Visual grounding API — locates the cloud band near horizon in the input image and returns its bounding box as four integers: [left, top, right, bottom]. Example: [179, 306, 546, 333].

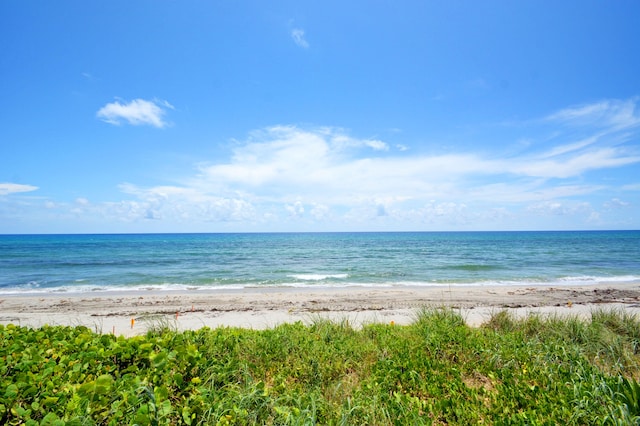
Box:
[3, 98, 639, 231]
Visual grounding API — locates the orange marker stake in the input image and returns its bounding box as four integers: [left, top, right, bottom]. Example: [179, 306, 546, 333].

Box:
[131, 318, 135, 329]
[176, 311, 180, 319]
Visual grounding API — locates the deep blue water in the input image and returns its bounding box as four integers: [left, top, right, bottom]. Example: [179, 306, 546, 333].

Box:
[0, 231, 638, 294]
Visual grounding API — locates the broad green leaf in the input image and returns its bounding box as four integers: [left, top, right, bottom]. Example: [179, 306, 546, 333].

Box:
[4, 384, 18, 399]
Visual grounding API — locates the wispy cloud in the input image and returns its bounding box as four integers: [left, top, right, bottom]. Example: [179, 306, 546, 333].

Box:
[604, 198, 630, 209]
[622, 183, 640, 191]
[97, 98, 174, 128]
[0, 183, 38, 196]
[514, 97, 640, 178]
[546, 97, 640, 130]
[291, 28, 309, 48]
[513, 147, 640, 179]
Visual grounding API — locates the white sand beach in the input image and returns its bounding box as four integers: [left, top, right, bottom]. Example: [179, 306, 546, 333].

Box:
[2, 282, 640, 337]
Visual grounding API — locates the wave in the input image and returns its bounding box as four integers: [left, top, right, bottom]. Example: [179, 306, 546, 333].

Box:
[556, 275, 640, 284]
[439, 264, 504, 271]
[1, 274, 639, 295]
[287, 273, 349, 281]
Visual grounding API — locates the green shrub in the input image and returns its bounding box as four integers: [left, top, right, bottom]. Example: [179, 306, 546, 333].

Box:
[1, 309, 639, 424]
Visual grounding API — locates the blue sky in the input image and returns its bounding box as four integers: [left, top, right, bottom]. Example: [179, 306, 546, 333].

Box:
[1, 1, 639, 233]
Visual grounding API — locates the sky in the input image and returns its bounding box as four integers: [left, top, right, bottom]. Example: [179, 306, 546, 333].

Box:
[1, 1, 639, 233]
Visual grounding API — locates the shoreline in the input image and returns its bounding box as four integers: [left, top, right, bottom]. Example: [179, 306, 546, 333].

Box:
[2, 282, 640, 337]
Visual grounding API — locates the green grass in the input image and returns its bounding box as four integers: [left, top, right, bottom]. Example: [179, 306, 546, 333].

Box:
[1, 308, 640, 425]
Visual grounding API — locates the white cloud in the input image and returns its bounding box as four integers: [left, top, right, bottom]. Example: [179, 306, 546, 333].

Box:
[526, 201, 593, 217]
[286, 200, 305, 218]
[604, 198, 630, 209]
[546, 98, 640, 130]
[187, 120, 640, 212]
[97, 98, 173, 128]
[507, 98, 640, 178]
[291, 28, 309, 48]
[511, 147, 640, 179]
[379, 201, 472, 227]
[199, 127, 487, 197]
[536, 135, 599, 159]
[329, 133, 389, 151]
[547, 101, 612, 123]
[15, 98, 638, 231]
[114, 183, 257, 224]
[622, 183, 640, 191]
[310, 203, 331, 221]
[0, 183, 38, 195]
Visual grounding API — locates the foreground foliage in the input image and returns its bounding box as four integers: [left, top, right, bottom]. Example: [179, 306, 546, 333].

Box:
[1, 308, 640, 425]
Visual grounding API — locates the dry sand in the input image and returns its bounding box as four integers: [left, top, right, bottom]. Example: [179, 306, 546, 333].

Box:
[2, 282, 640, 337]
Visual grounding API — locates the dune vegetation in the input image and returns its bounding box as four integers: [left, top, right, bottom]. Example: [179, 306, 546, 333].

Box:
[1, 308, 640, 425]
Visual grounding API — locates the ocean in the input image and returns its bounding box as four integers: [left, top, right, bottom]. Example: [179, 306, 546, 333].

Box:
[0, 231, 638, 294]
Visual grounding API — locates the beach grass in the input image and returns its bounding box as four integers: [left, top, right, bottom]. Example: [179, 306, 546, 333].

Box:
[1, 308, 640, 425]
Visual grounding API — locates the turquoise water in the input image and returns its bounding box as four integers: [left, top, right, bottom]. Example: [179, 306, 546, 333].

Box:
[0, 231, 638, 294]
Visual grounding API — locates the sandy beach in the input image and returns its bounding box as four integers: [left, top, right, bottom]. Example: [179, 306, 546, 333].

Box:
[1, 282, 640, 337]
